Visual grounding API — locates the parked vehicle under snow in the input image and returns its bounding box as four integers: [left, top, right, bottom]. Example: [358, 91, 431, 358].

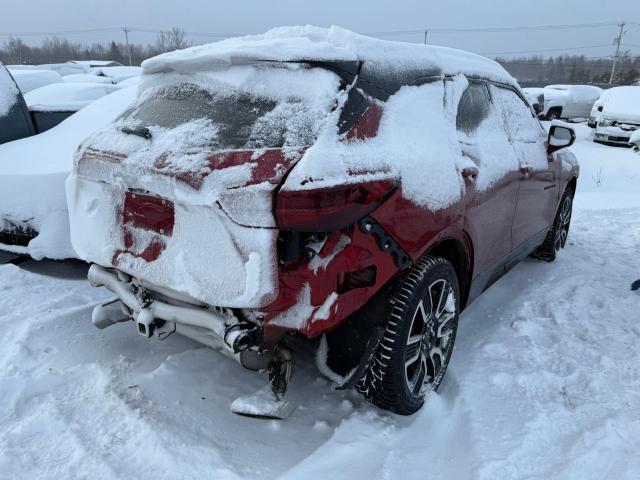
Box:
[66, 26, 579, 417]
[0, 87, 137, 258]
[592, 86, 640, 147]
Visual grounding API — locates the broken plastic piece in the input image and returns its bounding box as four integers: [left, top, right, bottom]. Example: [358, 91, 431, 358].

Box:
[230, 385, 296, 419]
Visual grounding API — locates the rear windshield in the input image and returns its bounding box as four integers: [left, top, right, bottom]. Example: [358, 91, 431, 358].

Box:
[124, 80, 335, 150]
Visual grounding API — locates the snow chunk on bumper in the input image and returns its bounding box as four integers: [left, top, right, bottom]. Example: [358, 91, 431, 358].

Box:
[66, 175, 278, 308]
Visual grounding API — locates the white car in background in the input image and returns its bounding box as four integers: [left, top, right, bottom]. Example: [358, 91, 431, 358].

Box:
[0, 87, 136, 258]
[7, 68, 63, 93]
[25, 82, 120, 112]
[593, 86, 640, 147]
[540, 84, 602, 120]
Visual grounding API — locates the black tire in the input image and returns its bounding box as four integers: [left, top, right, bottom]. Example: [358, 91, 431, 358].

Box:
[356, 256, 460, 415]
[532, 187, 574, 262]
[545, 108, 561, 121]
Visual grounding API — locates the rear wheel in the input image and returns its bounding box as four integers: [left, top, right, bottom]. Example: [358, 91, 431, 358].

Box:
[356, 256, 460, 415]
[532, 187, 574, 262]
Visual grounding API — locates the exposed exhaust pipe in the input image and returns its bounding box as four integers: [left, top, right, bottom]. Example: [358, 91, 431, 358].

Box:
[92, 298, 129, 329]
[87, 264, 261, 353]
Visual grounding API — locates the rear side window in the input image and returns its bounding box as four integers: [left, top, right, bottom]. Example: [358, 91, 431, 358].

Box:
[456, 81, 491, 134]
[490, 86, 543, 142]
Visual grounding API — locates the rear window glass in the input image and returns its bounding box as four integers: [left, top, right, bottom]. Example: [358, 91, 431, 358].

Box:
[124, 82, 332, 150]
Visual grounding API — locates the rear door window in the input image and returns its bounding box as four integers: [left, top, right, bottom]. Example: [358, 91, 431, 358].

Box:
[455, 79, 520, 190]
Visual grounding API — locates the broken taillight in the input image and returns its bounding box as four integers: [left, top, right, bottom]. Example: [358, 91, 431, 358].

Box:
[275, 180, 396, 232]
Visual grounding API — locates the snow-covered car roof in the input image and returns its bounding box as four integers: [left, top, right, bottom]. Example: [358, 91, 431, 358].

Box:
[9, 63, 91, 76]
[7, 69, 63, 93]
[24, 82, 120, 112]
[141, 26, 516, 86]
[0, 87, 137, 259]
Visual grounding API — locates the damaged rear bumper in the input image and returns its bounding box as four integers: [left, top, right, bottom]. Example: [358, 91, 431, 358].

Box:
[88, 264, 261, 353]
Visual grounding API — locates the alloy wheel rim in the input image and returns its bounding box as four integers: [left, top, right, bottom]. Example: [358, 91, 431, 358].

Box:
[404, 279, 457, 396]
[554, 196, 572, 251]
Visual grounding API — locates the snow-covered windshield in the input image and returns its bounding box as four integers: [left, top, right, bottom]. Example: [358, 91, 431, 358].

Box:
[123, 65, 341, 150]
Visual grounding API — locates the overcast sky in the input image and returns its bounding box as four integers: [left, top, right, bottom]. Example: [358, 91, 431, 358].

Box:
[1, 0, 639, 59]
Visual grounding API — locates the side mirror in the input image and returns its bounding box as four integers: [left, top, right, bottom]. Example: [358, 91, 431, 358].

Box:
[548, 125, 575, 154]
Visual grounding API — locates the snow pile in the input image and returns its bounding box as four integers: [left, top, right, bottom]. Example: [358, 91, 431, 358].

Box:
[551, 122, 640, 209]
[0, 64, 19, 116]
[25, 82, 120, 112]
[63, 73, 114, 84]
[0, 87, 137, 259]
[143, 25, 514, 85]
[7, 68, 63, 93]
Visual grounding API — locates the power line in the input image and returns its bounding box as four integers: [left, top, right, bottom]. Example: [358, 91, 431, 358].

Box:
[0, 27, 122, 37]
[366, 21, 627, 36]
[1, 20, 637, 39]
[481, 44, 615, 56]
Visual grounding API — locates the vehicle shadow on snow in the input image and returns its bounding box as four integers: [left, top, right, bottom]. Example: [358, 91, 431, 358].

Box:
[11, 256, 90, 280]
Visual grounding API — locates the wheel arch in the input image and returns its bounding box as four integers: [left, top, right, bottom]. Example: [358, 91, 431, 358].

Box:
[422, 236, 473, 310]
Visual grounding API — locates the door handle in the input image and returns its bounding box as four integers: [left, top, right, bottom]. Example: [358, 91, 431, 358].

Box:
[519, 166, 531, 175]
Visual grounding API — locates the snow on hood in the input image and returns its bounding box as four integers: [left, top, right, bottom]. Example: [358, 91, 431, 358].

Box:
[0, 87, 137, 259]
[142, 25, 515, 86]
[24, 82, 120, 112]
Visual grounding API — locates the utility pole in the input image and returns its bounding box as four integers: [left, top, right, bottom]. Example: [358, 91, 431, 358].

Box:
[609, 22, 625, 85]
[123, 26, 133, 66]
[424, 30, 428, 45]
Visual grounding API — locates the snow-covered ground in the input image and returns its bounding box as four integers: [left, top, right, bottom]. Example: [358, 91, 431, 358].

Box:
[1, 126, 639, 479]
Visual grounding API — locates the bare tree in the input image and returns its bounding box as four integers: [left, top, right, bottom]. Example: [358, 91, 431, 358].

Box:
[154, 28, 190, 54]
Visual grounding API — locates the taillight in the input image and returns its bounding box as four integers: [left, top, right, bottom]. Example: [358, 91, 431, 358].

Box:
[276, 180, 396, 232]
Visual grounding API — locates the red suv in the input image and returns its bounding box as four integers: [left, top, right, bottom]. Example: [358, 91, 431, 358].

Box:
[66, 27, 579, 416]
